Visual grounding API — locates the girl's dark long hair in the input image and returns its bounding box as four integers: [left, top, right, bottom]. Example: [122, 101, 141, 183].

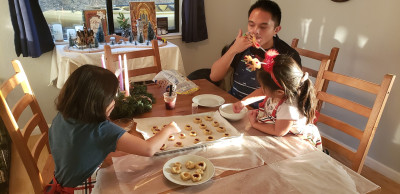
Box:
[257, 55, 316, 124]
[56, 65, 119, 123]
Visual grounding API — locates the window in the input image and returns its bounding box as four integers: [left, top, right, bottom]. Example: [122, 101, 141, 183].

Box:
[39, 0, 179, 39]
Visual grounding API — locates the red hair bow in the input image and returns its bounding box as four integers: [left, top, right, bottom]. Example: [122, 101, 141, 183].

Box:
[262, 49, 282, 89]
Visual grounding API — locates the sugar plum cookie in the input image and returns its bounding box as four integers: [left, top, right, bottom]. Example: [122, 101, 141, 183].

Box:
[216, 126, 226, 133]
[204, 116, 213, 121]
[185, 161, 195, 169]
[193, 117, 202, 123]
[199, 124, 207, 129]
[191, 173, 202, 182]
[180, 172, 191, 181]
[206, 136, 214, 141]
[223, 133, 230, 137]
[174, 162, 182, 168]
[195, 168, 204, 175]
[168, 135, 175, 141]
[195, 161, 207, 170]
[160, 144, 167, 150]
[193, 138, 201, 144]
[171, 166, 181, 174]
[184, 125, 192, 131]
[179, 133, 186, 139]
[203, 129, 212, 135]
[189, 131, 197, 137]
[212, 121, 219, 127]
[175, 142, 183, 147]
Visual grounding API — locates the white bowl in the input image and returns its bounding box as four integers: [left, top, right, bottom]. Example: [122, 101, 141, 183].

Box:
[219, 103, 248, 121]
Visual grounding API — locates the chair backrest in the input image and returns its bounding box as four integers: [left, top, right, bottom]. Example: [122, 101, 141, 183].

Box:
[105, 34, 128, 43]
[314, 61, 395, 173]
[103, 39, 162, 78]
[291, 38, 340, 111]
[0, 60, 54, 193]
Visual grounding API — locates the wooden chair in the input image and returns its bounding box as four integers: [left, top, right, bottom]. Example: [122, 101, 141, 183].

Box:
[314, 60, 395, 173]
[0, 60, 54, 193]
[105, 34, 128, 43]
[103, 39, 162, 79]
[291, 38, 340, 111]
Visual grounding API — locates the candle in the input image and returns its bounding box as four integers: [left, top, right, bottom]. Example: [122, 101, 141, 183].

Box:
[101, 54, 106, 69]
[118, 55, 124, 91]
[123, 54, 130, 97]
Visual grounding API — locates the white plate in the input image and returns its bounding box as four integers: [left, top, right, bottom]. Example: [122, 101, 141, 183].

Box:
[192, 94, 225, 107]
[163, 155, 215, 186]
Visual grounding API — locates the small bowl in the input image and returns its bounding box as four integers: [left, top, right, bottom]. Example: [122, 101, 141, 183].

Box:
[219, 103, 248, 121]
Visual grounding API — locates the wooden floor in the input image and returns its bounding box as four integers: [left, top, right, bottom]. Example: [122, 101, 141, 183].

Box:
[9, 135, 400, 194]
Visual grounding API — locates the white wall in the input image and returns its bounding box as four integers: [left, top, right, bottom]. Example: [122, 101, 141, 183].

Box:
[1, 0, 399, 180]
[273, 0, 400, 179]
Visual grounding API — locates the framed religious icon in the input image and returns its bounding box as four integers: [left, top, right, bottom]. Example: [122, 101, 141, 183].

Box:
[129, 2, 157, 40]
[83, 9, 108, 36]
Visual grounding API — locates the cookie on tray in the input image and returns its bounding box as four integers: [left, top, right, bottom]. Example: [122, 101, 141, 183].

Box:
[204, 116, 213, 121]
[216, 126, 226, 133]
[199, 123, 207, 129]
[193, 117, 202, 123]
[212, 121, 219, 127]
[184, 124, 192, 131]
[175, 142, 183, 147]
[190, 131, 197, 137]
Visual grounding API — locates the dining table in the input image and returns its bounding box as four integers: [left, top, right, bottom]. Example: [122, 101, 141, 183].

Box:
[92, 79, 380, 194]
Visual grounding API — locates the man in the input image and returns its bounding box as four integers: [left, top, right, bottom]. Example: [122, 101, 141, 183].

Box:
[210, 0, 301, 106]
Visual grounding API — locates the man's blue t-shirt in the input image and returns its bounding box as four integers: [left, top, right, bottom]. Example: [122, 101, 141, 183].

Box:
[49, 113, 126, 187]
[229, 35, 302, 102]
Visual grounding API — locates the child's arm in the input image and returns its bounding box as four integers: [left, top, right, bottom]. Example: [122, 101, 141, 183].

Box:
[233, 89, 265, 113]
[248, 110, 293, 136]
[115, 122, 180, 157]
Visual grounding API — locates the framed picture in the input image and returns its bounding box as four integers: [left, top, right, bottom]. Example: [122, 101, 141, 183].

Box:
[83, 9, 108, 35]
[130, 2, 157, 40]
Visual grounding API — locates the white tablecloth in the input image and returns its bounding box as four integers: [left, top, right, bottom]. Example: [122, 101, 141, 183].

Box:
[50, 42, 185, 89]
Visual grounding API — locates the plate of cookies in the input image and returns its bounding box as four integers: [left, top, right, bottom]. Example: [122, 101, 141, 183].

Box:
[163, 154, 215, 186]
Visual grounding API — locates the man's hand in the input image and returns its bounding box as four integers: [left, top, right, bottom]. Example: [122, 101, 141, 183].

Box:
[229, 29, 253, 55]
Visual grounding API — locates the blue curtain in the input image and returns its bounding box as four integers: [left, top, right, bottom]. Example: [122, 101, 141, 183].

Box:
[8, 0, 54, 58]
[182, 0, 208, 43]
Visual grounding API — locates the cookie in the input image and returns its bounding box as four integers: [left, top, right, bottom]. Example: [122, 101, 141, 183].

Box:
[195, 161, 207, 170]
[175, 142, 183, 147]
[184, 125, 192, 131]
[189, 131, 197, 137]
[206, 136, 214, 141]
[212, 121, 219, 127]
[171, 166, 181, 174]
[160, 144, 167, 150]
[180, 172, 191, 181]
[191, 173, 202, 182]
[194, 138, 201, 144]
[179, 133, 186, 139]
[193, 117, 202, 123]
[199, 123, 207, 129]
[203, 129, 212, 135]
[195, 168, 204, 175]
[216, 126, 226, 133]
[168, 135, 175, 141]
[204, 116, 213, 121]
[185, 161, 195, 169]
[223, 133, 230, 137]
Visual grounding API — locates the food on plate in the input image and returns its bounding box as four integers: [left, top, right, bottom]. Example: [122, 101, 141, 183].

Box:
[199, 123, 207, 129]
[206, 136, 214, 141]
[185, 161, 195, 169]
[160, 143, 167, 150]
[195, 168, 204, 175]
[193, 117, 202, 123]
[168, 135, 175, 141]
[175, 142, 183, 147]
[191, 173, 202, 182]
[212, 121, 219, 127]
[194, 138, 201, 144]
[204, 116, 213, 121]
[216, 126, 226, 133]
[174, 162, 182, 168]
[223, 133, 230, 137]
[171, 166, 181, 174]
[184, 125, 192, 131]
[190, 131, 197, 137]
[179, 133, 186, 139]
[195, 161, 207, 170]
[203, 129, 212, 135]
[180, 172, 192, 181]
